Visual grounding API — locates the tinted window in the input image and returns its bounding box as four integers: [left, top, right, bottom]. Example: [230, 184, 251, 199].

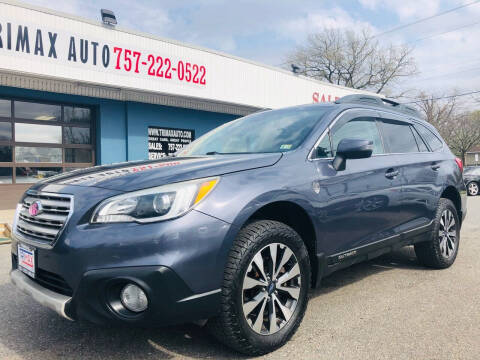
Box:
[0, 122, 12, 141]
[14, 101, 61, 121]
[0, 99, 11, 118]
[65, 149, 92, 163]
[0, 167, 12, 184]
[15, 123, 62, 143]
[411, 126, 428, 152]
[331, 117, 384, 155]
[381, 120, 419, 153]
[314, 132, 333, 158]
[180, 106, 331, 155]
[0, 146, 12, 162]
[415, 124, 443, 151]
[64, 106, 91, 124]
[64, 127, 91, 144]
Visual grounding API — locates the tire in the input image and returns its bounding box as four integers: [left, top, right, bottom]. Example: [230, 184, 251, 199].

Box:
[467, 181, 479, 196]
[208, 220, 311, 355]
[414, 198, 460, 269]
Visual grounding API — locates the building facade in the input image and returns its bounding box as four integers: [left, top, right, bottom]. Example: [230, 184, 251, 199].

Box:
[0, 0, 369, 208]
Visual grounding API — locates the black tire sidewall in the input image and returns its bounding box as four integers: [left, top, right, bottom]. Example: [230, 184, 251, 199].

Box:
[229, 221, 310, 352]
[430, 199, 460, 267]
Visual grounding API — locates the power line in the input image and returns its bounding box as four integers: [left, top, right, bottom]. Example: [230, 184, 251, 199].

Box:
[407, 19, 480, 44]
[404, 90, 480, 104]
[413, 64, 480, 82]
[372, 0, 480, 38]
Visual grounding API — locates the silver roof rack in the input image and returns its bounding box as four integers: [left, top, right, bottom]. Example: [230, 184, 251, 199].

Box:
[335, 95, 422, 119]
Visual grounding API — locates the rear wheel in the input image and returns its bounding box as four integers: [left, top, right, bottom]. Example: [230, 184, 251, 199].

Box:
[415, 198, 460, 268]
[467, 182, 479, 196]
[208, 220, 310, 355]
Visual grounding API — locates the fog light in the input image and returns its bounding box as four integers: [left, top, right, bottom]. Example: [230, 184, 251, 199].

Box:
[120, 284, 148, 312]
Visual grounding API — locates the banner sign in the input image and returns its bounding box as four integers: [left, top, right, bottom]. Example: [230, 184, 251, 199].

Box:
[0, 2, 365, 110]
[148, 126, 195, 159]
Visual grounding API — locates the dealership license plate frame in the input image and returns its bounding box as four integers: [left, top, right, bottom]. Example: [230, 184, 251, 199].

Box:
[18, 243, 36, 278]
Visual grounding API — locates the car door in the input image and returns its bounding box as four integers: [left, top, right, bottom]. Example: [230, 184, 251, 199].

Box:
[377, 114, 442, 232]
[311, 109, 403, 259]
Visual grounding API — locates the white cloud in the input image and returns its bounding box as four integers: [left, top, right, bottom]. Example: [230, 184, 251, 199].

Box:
[359, 0, 441, 19]
[282, 7, 376, 42]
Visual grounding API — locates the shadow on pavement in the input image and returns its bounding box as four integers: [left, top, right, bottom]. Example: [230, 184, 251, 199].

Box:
[0, 246, 424, 360]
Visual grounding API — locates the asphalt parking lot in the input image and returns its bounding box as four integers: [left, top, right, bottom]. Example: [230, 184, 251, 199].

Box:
[0, 198, 479, 360]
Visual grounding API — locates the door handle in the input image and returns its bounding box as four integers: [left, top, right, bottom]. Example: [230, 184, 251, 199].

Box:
[431, 164, 440, 171]
[385, 169, 399, 179]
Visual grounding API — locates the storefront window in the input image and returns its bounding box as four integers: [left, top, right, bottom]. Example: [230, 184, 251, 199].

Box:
[15, 167, 62, 183]
[0, 99, 94, 184]
[0, 168, 12, 184]
[64, 106, 91, 124]
[0, 122, 12, 141]
[15, 123, 62, 143]
[64, 127, 91, 144]
[15, 147, 62, 163]
[14, 101, 61, 121]
[0, 146, 12, 162]
[0, 99, 11, 118]
[65, 148, 92, 163]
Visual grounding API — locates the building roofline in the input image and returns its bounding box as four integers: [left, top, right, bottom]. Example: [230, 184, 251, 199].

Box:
[0, 0, 370, 94]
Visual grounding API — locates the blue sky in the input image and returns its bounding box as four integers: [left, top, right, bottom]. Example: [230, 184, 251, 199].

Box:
[19, 0, 480, 100]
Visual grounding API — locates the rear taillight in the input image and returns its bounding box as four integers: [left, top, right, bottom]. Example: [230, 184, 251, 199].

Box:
[455, 158, 463, 173]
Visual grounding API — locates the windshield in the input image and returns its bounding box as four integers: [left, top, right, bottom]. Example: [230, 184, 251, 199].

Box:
[178, 106, 332, 156]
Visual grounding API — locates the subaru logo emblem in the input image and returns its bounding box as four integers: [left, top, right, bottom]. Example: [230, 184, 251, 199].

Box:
[28, 201, 43, 217]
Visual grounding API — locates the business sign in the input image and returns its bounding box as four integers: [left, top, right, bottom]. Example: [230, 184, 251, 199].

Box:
[148, 126, 195, 159]
[0, 2, 365, 109]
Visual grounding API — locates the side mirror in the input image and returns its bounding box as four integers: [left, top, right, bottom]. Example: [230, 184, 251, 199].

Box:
[332, 138, 373, 171]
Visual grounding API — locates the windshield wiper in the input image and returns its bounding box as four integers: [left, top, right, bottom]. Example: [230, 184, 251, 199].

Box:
[205, 151, 223, 155]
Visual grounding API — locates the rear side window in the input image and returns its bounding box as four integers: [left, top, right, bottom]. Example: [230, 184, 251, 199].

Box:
[380, 120, 419, 153]
[415, 124, 443, 152]
[331, 117, 384, 156]
[411, 126, 429, 152]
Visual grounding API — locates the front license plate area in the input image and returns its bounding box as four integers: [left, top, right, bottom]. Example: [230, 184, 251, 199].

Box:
[18, 243, 36, 278]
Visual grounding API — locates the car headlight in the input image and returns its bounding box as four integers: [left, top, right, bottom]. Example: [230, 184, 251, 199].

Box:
[91, 177, 219, 223]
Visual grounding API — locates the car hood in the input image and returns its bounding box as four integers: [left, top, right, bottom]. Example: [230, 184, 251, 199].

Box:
[32, 153, 282, 192]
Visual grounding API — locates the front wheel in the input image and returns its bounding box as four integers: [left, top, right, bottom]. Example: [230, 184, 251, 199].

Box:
[208, 220, 310, 355]
[467, 182, 479, 196]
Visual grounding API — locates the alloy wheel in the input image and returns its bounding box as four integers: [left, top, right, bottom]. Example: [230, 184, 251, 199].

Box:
[242, 243, 301, 335]
[438, 209, 457, 259]
[468, 182, 479, 196]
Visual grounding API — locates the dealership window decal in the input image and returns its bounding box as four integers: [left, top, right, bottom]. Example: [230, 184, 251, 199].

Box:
[148, 126, 194, 159]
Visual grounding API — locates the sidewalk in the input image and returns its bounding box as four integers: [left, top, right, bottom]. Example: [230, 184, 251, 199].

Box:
[0, 209, 15, 226]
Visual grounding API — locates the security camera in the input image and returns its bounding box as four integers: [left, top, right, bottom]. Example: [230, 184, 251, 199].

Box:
[101, 9, 117, 26]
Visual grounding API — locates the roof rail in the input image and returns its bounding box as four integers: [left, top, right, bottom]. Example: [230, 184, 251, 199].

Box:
[335, 94, 422, 119]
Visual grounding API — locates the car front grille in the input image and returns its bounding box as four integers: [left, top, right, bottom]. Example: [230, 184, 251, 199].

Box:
[15, 192, 73, 245]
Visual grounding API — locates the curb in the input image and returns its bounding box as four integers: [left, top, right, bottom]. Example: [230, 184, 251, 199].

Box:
[0, 223, 12, 245]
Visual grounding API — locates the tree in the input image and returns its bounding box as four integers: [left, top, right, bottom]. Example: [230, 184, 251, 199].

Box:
[416, 93, 480, 165]
[286, 28, 417, 93]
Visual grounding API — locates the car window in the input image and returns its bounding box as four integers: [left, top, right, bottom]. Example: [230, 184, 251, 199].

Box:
[331, 117, 384, 156]
[411, 126, 429, 152]
[381, 120, 419, 153]
[314, 132, 333, 158]
[415, 124, 443, 152]
[179, 106, 332, 155]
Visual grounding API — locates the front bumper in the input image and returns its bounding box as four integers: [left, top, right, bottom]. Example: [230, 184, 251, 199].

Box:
[10, 269, 73, 321]
[10, 206, 238, 326]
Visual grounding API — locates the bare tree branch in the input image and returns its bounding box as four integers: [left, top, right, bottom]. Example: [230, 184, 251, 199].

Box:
[286, 28, 417, 93]
[416, 93, 480, 164]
